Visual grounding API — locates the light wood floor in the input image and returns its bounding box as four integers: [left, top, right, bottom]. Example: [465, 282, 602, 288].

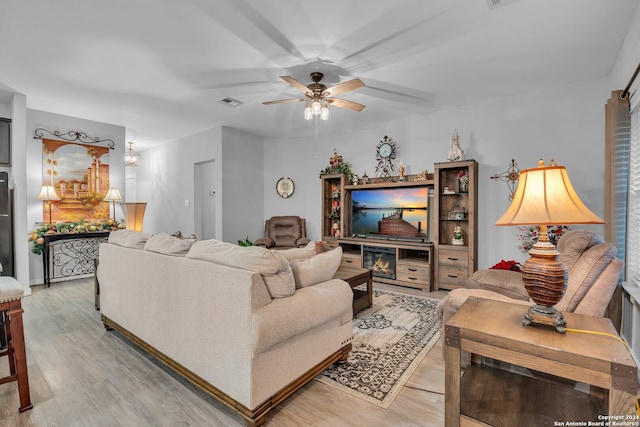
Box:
[0, 279, 448, 427]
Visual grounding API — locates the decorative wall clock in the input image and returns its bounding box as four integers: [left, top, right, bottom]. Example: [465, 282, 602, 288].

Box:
[276, 177, 295, 198]
[375, 135, 397, 180]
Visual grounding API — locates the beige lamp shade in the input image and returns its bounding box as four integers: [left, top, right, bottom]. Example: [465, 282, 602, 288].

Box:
[103, 188, 123, 202]
[495, 160, 604, 226]
[37, 185, 61, 201]
[122, 202, 147, 232]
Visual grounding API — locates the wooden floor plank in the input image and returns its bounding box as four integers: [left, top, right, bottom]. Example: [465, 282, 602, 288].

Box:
[0, 278, 446, 426]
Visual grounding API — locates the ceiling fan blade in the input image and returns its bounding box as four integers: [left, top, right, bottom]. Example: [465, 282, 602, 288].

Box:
[263, 98, 307, 105]
[360, 78, 434, 106]
[326, 98, 366, 112]
[280, 76, 311, 94]
[324, 78, 365, 97]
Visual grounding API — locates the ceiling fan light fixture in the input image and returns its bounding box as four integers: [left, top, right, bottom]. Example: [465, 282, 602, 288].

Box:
[264, 72, 366, 123]
[311, 100, 322, 116]
[320, 104, 329, 121]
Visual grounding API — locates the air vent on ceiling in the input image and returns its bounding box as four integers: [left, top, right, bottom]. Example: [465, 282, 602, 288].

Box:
[218, 97, 243, 107]
[486, 0, 518, 9]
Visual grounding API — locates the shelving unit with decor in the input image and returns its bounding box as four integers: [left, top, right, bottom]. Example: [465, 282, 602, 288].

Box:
[434, 160, 478, 290]
[321, 173, 350, 242]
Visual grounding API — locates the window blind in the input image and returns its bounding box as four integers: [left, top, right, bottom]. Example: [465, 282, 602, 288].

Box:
[628, 108, 640, 284]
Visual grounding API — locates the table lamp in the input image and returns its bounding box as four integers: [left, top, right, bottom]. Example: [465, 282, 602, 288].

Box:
[37, 185, 61, 230]
[103, 188, 122, 222]
[495, 160, 604, 333]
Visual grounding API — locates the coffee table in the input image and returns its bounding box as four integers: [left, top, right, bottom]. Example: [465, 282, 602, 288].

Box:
[333, 265, 372, 315]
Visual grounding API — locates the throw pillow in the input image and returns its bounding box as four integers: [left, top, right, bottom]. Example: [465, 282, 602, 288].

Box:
[186, 239, 296, 298]
[108, 229, 151, 249]
[261, 252, 296, 298]
[289, 247, 342, 288]
[277, 241, 317, 261]
[144, 233, 196, 256]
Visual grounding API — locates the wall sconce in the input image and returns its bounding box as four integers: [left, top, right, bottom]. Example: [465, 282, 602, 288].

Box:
[490, 159, 520, 200]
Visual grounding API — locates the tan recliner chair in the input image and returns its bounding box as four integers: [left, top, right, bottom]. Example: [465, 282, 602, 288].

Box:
[436, 229, 624, 339]
[254, 216, 311, 250]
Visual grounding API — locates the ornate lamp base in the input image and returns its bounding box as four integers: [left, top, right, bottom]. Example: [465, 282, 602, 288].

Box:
[522, 304, 567, 333]
[520, 226, 568, 334]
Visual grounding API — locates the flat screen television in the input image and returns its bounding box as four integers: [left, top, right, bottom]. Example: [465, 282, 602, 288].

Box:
[351, 187, 428, 239]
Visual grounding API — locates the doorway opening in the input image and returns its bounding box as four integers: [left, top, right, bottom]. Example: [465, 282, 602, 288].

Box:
[194, 160, 216, 240]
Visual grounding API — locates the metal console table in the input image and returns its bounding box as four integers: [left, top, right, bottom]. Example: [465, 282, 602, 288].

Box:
[42, 231, 110, 287]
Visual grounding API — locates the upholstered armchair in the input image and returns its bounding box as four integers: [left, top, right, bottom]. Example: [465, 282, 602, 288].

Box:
[254, 216, 311, 250]
[436, 229, 624, 340]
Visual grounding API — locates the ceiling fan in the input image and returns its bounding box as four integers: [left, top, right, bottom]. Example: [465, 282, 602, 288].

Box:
[263, 72, 366, 119]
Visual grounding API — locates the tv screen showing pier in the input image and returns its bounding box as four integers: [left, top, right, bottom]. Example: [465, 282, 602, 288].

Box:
[351, 187, 427, 238]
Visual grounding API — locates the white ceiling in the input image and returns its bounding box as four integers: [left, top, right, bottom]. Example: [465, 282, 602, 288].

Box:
[0, 0, 637, 147]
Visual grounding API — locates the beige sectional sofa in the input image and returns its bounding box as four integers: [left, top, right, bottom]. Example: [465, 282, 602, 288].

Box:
[97, 230, 353, 427]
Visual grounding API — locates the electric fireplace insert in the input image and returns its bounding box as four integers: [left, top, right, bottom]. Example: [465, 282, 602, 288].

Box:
[363, 246, 396, 280]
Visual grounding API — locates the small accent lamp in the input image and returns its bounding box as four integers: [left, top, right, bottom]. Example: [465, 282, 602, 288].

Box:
[103, 188, 122, 222]
[494, 159, 604, 333]
[37, 185, 60, 229]
[122, 202, 147, 232]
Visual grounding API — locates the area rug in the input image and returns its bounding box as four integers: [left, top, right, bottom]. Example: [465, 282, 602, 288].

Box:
[316, 288, 440, 408]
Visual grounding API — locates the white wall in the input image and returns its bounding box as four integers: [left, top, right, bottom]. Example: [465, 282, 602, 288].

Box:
[612, 5, 640, 95]
[11, 94, 29, 294]
[0, 103, 10, 118]
[264, 76, 610, 269]
[26, 109, 126, 284]
[136, 127, 222, 236]
[220, 127, 264, 243]
[135, 126, 264, 243]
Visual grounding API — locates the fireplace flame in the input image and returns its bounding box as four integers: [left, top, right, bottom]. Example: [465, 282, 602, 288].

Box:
[372, 256, 392, 275]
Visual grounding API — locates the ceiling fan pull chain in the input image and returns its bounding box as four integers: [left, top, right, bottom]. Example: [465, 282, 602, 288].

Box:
[315, 115, 319, 159]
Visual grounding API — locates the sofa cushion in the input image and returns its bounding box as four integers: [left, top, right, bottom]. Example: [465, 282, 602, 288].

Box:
[253, 278, 353, 353]
[277, 241, 317, 261]
[144, 233, 196, 257]
[557, 229, 604, 272]
[186, 239, 296, 298]
[289, 247, 342, 288]
[108, 229, 151, 249]
[557, 241, 617, 313]
[464, 269, 530, 301]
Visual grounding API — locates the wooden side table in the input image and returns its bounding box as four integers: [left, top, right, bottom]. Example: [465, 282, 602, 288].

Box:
[333, 265, 373, 315]
[445, 297, 639, 427]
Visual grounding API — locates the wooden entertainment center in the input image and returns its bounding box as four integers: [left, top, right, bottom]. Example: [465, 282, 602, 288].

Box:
[321, 172, 435, 291]
[321, 160, 478, 292]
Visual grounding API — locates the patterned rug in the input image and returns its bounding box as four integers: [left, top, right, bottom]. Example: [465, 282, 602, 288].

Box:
[316, 288, 440, 408]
